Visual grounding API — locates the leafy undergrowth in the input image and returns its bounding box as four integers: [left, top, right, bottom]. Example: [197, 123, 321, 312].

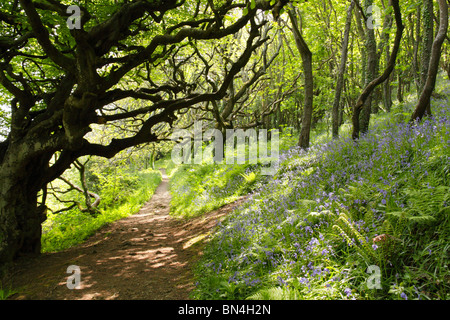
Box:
[192, 95, 450, 300]
[41, 169, 162, 253]
[168, 130, 297, 219]
[169, 163, 262, 219]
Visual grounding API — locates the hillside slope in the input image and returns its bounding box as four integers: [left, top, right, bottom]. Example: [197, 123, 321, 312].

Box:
[191, 86, 450, 300]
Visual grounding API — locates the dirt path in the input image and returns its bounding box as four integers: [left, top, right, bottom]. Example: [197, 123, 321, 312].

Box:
[6, 170, 246, 300]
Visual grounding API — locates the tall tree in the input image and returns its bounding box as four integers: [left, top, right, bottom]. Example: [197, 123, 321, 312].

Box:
[419, 0, 434, 116]
[381, 0, 394, 112]
[332, 0, 355, 138]
[411, 0, 448, 122]
[359, 0, 378, 135]
[352, 0, 403, 140]
[287, 4, 313, 149]
[0, 0, 288, 267]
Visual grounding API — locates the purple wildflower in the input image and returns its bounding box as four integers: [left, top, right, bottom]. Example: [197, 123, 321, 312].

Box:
[344, 288, 352, 297]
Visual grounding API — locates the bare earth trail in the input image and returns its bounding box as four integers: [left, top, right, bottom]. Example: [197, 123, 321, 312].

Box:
[7, 170, 246, 300]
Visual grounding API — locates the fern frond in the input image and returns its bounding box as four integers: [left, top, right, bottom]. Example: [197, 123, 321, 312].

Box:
[333, 212, 376, 262]
[240, 172, 256, 184]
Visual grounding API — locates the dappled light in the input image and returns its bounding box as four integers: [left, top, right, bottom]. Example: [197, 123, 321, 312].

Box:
[1, 0, 449, 303]
[6, 172, 247, 300]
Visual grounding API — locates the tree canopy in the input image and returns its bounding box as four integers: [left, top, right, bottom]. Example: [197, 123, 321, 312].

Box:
[0, 0, 288, 265]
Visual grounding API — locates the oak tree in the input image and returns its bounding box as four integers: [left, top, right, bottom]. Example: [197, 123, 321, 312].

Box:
[0, 0, 287, 266]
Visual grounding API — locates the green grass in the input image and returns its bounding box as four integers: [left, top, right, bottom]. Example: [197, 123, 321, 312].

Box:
[168, 129, 298, 219]
[0, 286, 18, 300]
[169, 163, 256, 219]
[41, 169, 162, 253]
[163, 154, 243, 219]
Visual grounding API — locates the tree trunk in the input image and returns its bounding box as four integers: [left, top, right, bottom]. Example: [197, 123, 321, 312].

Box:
[383, 74, 392, 112]
[412, 7, 422, 94]
[288, 6, 314, 149]
[352, 0, 403, 140]
[383, 36, 393, 111]
[0, 183, 42, 262]
[419, 0, 434, 116]
[360, 0, 377, 135]
[397, 71, 404, 103]
[372, 66, 381, 114]
[411, 0, 448, 122]
[0, 154, 49, 267]
[332, 0, 355, 138]
[381, 0, 394, 112]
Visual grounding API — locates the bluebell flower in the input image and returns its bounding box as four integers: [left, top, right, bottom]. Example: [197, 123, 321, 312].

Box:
[344, 288, 352, 297]
[414, 286, 421, 300]
[298, 277, 309, 285]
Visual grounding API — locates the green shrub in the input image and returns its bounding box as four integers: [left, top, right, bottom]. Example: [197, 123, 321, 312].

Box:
[42, 169, 161, 253]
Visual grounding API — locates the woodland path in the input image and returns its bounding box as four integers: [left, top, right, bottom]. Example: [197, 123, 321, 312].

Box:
[7, 170, 245, 300]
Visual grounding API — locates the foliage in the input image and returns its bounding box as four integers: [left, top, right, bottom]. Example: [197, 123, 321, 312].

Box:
[42, 168, 161, 253]
[0, 0, 291, 264]
[0, 286, 17, 300]
[0, 0, 448, 300]
[191, 84, 450, 300]
[168, 128, 298, 218]
[169, 163, 256, 219]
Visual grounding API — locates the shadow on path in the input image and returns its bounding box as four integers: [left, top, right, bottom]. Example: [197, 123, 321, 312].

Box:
[7, 170, 247, 300]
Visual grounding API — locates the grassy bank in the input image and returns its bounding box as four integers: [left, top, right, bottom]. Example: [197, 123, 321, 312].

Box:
[190, 88, 450, 300]
[167, 129, 298, 219]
